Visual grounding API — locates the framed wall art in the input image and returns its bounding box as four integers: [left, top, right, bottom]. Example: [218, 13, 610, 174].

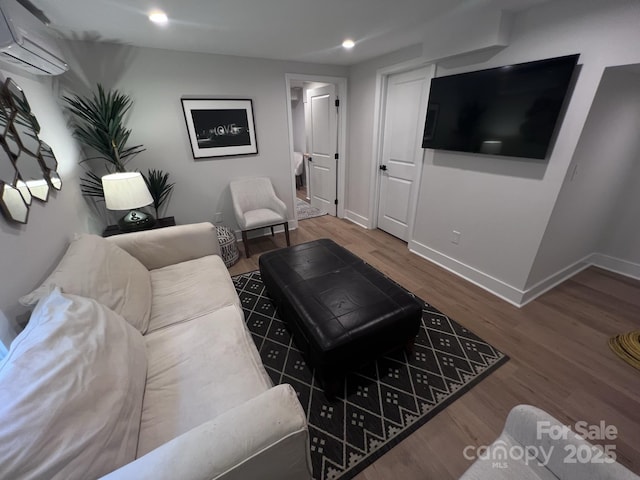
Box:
[181, 98, 258, 158]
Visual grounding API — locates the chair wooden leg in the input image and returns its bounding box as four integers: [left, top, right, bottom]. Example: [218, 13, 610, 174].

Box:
[284, 222, 290, 246]
[270, 226, 275, 236]
[241, 230, 250, 258]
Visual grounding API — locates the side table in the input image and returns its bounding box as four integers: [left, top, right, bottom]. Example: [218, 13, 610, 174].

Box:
[102, 216, 176, 237]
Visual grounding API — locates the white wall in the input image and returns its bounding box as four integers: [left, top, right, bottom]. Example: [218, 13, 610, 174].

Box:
[598, 68, 640, 269]
[601, 157, 640, 267]
[422, 9, 511, 65]
[344, 0, 640, 304]
[0, 66, 91, 351]
[63, 42, 347, 230]
[526, 67, 640, 290]
[407, 0, 640, 304]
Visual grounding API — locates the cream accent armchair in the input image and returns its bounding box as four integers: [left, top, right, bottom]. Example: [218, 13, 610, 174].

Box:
[230, 177, 290, 257]
[460, 405, 639, 480]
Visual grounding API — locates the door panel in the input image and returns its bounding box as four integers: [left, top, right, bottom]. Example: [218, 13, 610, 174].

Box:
[307, 85, 337, 216]
[377, 67, 431, 240]
[384, 176, 412, 224]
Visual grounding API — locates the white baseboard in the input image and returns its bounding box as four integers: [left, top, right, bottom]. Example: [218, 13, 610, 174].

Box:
[405, 242, 640, 309]
[519, 254, 593, 307]
[520, 253, 640, 306]
[590, 253, 640, 281]
[344, 210, 370, 229]
[408, 239, 525, 307]
[230, 219, 640, 307]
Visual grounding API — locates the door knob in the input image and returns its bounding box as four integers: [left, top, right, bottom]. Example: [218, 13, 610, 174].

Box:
[379, 165, 387, 171]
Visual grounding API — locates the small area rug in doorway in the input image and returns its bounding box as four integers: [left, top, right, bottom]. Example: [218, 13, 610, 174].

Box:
[233, 270, 508, 480]
[297, 198, 326, 221]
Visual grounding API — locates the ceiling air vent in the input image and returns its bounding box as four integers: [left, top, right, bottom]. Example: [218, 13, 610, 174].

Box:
[0, 0, 68, 75]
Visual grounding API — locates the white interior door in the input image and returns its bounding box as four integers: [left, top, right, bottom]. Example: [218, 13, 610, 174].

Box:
[377, 67, 431, 240]
[306, 85, 337, 216]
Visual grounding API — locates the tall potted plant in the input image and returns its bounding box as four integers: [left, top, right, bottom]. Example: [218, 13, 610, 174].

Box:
[143, 169, 175, 218]
[63, 84, 145, 197]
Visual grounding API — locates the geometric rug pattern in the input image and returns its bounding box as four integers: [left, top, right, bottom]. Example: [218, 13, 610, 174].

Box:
[233, 271, 508, 480]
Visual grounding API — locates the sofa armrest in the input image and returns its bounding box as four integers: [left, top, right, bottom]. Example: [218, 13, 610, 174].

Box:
[107, 223, 221, 270]
[99, 384, 312, 480]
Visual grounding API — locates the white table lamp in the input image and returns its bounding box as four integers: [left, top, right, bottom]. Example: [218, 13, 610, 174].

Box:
[102, 172, 155, 232]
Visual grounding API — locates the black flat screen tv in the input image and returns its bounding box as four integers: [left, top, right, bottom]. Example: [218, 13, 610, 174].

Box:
[422, 54, 579, 159]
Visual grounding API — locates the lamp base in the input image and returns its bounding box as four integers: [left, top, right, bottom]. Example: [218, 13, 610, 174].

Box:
[118, 210, 156, 232]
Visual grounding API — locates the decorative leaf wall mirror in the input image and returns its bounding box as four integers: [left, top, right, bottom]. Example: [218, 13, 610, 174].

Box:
[0, 77, 62, 224]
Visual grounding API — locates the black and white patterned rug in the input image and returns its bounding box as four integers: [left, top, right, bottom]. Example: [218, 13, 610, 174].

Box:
[233, 271, 508, 480]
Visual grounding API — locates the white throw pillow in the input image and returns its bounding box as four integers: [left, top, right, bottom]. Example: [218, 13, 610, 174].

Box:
[0, 288, 147, 480]
[19, 233, 152, 333]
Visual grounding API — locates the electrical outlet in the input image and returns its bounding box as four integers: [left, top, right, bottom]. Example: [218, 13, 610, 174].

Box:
[451, 230, 461, 245]
[215, 212, 223, 223]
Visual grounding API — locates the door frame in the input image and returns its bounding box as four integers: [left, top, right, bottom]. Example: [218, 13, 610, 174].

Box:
[369, 59, 436, 238]
[285, 73, 348, 221]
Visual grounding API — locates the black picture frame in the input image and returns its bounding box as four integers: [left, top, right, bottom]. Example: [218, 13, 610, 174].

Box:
[181, 98, 258, 158]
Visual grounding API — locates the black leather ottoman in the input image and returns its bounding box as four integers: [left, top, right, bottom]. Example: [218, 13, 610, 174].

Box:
[259, 238, 423, 396]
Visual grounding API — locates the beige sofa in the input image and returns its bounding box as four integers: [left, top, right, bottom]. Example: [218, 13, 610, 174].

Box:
[0, 223, 312, 480]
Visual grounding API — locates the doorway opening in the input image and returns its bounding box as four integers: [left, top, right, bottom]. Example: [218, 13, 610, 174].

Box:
[285, 74, 348, 224]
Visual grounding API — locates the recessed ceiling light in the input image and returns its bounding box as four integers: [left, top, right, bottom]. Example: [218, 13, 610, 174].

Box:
[149, 10, 168, 25]
[342, 39, 355, 49]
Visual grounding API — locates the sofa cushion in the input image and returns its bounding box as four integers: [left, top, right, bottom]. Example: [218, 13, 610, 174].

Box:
[243, 208, 285, 229]
[106, 222, 221, 270]
[20, 234, 153, 333]
[147, 254, 239, 333]
[0, 288, 147, 480]
[137, 304, 272, 456]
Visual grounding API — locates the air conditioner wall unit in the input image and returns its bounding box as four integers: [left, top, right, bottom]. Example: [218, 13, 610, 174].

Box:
[0, 0, 68, 75]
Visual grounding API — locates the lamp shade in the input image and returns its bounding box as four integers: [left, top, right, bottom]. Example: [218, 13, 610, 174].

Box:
[102, 172, 153, 211]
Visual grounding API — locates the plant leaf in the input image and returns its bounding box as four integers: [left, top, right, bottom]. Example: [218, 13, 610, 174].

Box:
[79, 171, 105, 198]
[63, 83, 143, 171]
[142, 169, 175, 216]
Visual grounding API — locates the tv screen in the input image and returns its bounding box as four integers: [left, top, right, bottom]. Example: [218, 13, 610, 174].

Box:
[422, 54, 579, 159]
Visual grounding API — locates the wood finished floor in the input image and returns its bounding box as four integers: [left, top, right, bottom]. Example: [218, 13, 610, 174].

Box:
[228, 215, 640, 479]
[296, 185, 308, 201]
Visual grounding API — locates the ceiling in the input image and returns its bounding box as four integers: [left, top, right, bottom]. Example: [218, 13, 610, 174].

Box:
[33, 0, 550, 66]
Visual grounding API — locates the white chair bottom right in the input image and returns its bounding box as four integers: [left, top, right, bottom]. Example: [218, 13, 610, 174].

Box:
[460, 405, 639, 480]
